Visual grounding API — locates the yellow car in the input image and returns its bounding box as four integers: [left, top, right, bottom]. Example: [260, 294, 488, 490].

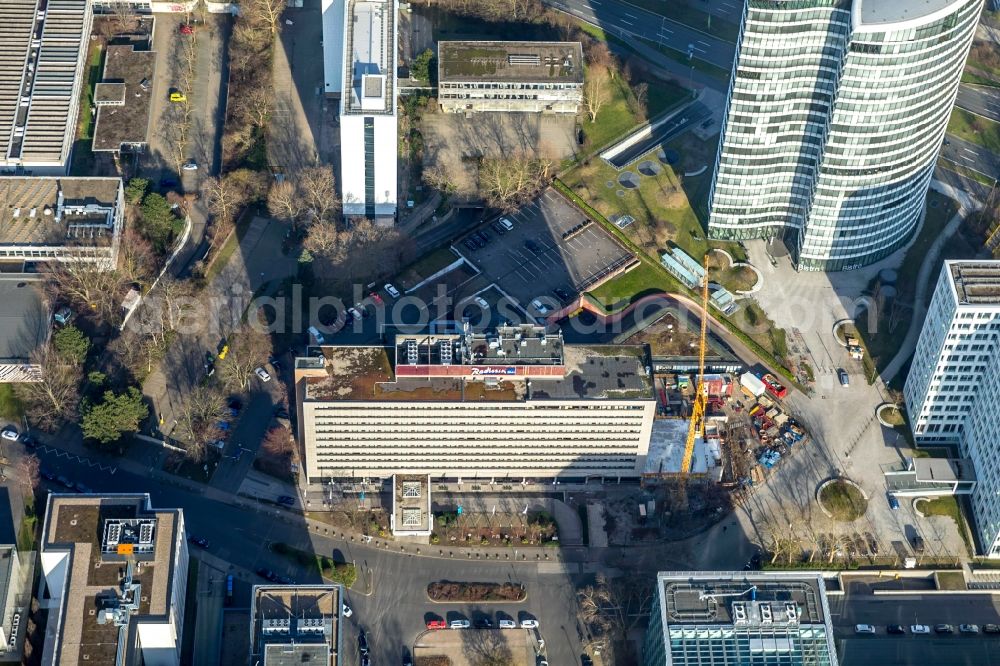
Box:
[169, 92, 186, 102]
[218, 344, 229, 360]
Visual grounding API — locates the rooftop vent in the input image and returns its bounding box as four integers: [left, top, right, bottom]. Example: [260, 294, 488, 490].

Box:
[733, 602, 747, 625]
[405, 339, 418, 365]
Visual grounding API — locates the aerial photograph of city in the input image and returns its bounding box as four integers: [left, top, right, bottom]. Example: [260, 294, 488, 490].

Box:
[0, 0, 1000, 664]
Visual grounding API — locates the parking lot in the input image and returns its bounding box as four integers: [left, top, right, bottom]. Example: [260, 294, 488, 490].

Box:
[454, 189, 636, 314]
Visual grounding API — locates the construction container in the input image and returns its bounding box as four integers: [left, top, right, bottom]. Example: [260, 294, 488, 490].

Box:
[740, 372, 766, 398]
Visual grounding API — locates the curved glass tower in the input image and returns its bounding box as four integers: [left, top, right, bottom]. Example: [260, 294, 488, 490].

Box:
[708, 0, 982, 271]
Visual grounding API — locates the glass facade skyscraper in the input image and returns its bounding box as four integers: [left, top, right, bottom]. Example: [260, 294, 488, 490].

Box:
[708, 0, 982, 271]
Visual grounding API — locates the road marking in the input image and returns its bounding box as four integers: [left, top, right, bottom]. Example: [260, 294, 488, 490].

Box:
[624, 12, 638, 19]
[620, 18, 634, 26]
[39, 445, 118, 474]
[963, 148, 977, 155]
[698, 40, 711, 47]
[590, 0, 601, 4]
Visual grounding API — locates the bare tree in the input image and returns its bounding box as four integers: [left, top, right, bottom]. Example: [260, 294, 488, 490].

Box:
[173, 385, 228, 460]
[460, 628, 514, 666]
[118, 224, 157, 286]
[583, 64, 610, 123]
[478, 155, 553, 212]
[15, 455, 40, 495]
[299, 166, 341, 224]
[262, 425, 294, 459]
[633, 82, 649, 122]
[14, 345, 83, 431]
[218, 325, 273, 392]
[245, 0, 288, 35]
[204, 170, 266, 249]
[267, 180, 302, 223]
[47, 263, 127, 326]
[111, 2, 137, 34]
[244, 87, 273, 131]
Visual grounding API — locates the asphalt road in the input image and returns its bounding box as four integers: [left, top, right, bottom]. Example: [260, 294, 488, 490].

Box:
[543, 0, 737, 69]
[939, 134, 1000, 180]
[956, 84, 1000, 123]
[606, 101, 711, 167]
[21, 442, 586, 666]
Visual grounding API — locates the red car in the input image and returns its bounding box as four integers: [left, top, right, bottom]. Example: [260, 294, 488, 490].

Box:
[369, 291, 383, 305]
[426, 619, 446, 630]
[179, 24, 194, 35]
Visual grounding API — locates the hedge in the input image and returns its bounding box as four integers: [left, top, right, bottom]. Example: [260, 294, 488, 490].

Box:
[427, 581, 526, 602]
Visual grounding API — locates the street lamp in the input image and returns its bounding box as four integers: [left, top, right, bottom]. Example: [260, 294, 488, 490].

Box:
[687, 44, 696, 99]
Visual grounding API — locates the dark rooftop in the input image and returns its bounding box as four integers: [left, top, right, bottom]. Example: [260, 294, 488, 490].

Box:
[660, 573, 828, 627]
[92, 44, 156, 152]
[0, 278, 47, 363]
[438, 41, 584, 84]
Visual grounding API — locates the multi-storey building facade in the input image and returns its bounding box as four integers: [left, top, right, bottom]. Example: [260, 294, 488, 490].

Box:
[708, 0, 981, 271]
[437, 41, 584, 114]
[251, 585, 344, 666]
[0, 0, 93, 175]
[294, 325, 657, 483]
[905, 261, 1000, 556]
[339, 0, 397, 224]
[644, 572, 838, 666]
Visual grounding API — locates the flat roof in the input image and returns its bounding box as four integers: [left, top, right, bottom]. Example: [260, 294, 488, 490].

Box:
[392, 474, 430, 533]
[0, 176, 121, 246]
[2, 0, 91, 167]
[913, 457, 977, 483]
[949, 261, 1000, 305]
[252, 585, 340, 666]
[858, 0, 962, 26]
[0, 1, 39, 161]
[93, 44, 156, 152]
[0, 278, 47, 362]
[42, 495, 181, 666]
[343, 0, 395, 115]
[439, 41, 584, 84]
[304, 332, 653, 403]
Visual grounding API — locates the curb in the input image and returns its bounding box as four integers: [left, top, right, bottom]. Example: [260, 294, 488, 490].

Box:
[816, 477, 869, 521]
[876, 403, 904, 429]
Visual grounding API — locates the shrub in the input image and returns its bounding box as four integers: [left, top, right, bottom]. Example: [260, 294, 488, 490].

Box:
[427, 581, 526, 602]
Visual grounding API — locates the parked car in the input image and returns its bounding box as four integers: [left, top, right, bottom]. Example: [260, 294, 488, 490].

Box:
[530, 298, 551, 315]
[491, 220, 507, 235]
[838, 368, 849, 387]
[887, 493, 900, 510]
[474, 296, 489, 308]
[982, 624, 1000, 634]
[854, 624, 876, 634]
[520, 619, 539, 629]
[524, 240, 542, 254]
[463, 238, 479, 252]
[450, 619, 471, 629]
[385, 283, 401, 298]
[53, 306, 74, 326]
[499, 217, 514, 231]
[912, 534, 926, 553]
[935, 624, 954, 634]
[474, 617, 493, 629]
[255, 367, 271, 382]
[169, 91, 186, 102]
[498, 619, 517, 629]
[369, 291, 383, 305]
[959, 624, 980, 634]
[179, 24, 194, 35]
[276, 495, 296, 506]
[911, 624, 931, 634]
[426, 619, 447, 630]
[0, 428, 18, 442]
[348, 307, 363, 321]
[358, 631, 369, 654]
[182, 161, 198, 171]
[342, 604, 352, 618]
[475, 230, 490, 244]
[887, 624, 906, 635]
[188, 536, 210, 549]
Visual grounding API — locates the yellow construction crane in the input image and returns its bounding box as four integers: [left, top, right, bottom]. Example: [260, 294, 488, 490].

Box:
[681, 256, 711, 475]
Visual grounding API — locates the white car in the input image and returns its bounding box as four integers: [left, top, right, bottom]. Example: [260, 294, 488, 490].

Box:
[347, 307, 363, 321]
[182, 161, 198, 171]
[254, 367, 271, 382]
[0, 428, 18, 442]
[474, 296, 489, 308]
[384, 283, 401, 298]
[499, 217, 514, 231]
[910, 624, 931, 634]
[530, 299, 551, 315]
[498, 619, 517, 629]
[341, 604, 352, 618]
[959, 624, 980, 634]
[520, 619, 539, 629]
[449, 619, 470, 629]
[854, 624, 875, 634]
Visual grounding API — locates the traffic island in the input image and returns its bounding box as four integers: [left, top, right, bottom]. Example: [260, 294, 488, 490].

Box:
[427, 581, 526, 603]
[816, 478, 868, 522]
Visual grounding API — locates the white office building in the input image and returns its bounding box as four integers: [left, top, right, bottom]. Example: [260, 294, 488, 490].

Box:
[708, 0, 981, 271]
[294, 325, 657, 483]
[339, 0, 398, 224]
[0, 0, 93, 175]
[904, 261, 1000, 556]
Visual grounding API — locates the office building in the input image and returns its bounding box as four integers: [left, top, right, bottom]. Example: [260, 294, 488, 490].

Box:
[294, 325, 657, 483]
[0, 177, 125, 270]
[437, 41, 584, 114]
[0, 545, 31, 661]
[250, 585, 343, 666]
[339, 0, 398, 224]
[0, 277, 47, 383]
[89, 1, 198, 12]
[38, 494, 189, 666]
[0, 0, 93, 175]
[644, 571, 838, 666]
[708, 0, 981, 271]
[904, 261, 1000, 556]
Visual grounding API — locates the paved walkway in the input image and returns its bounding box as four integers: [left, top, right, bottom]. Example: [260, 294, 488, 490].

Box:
[881, 181, 979, 384]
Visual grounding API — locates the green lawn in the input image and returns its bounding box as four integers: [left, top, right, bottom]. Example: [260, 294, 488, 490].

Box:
[916, 496, 973, 556]
[587, 262, 667, 311]
[938, 157, 997, 186]
[0, 385, 23, 420]
[581, 75, 645, 151]
[948, 107, 1000, 153]
[395, 247, 459, 290]
[962, 71, 1000, 88]
[818, 481, 868, 522]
